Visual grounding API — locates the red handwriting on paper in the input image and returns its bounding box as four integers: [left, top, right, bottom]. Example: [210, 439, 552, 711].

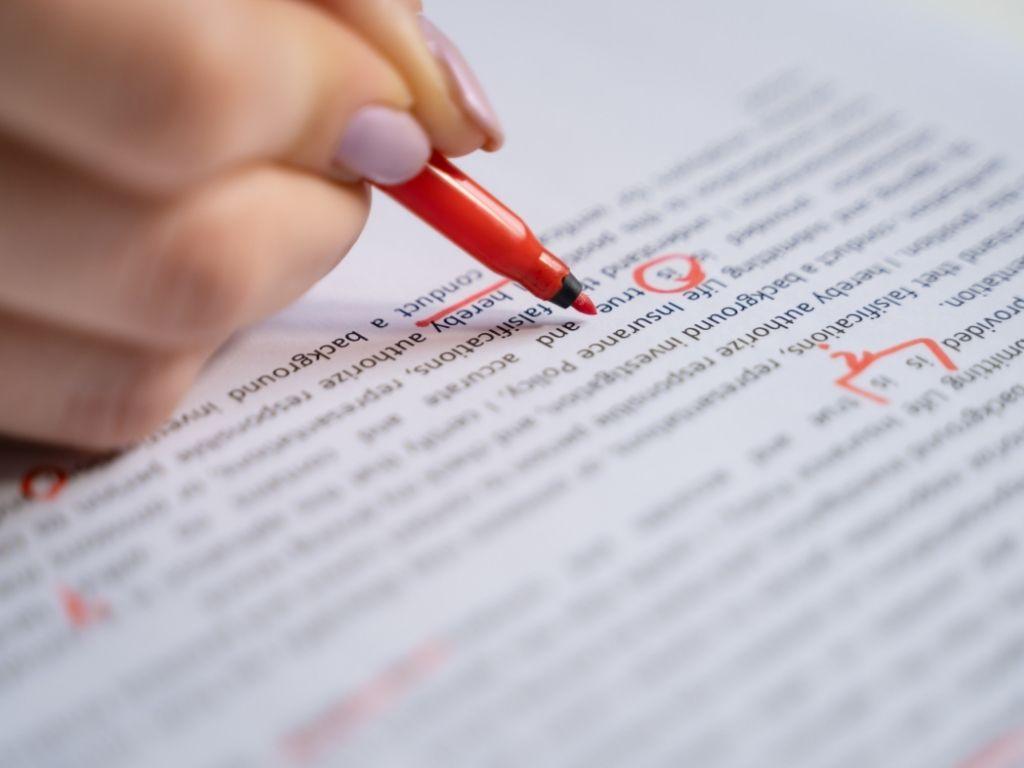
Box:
[20, 465, 69, 501]
[282, 640, 448, 764]
[415, 278, 512, 328]
[632, 253, 705, 293]
[58, 585, 110, 629]
[958, 726, 1024, 768]
[821, 337, 957, 405]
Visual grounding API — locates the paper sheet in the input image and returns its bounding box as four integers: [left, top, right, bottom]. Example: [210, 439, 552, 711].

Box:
[2, 0, 1024, 766]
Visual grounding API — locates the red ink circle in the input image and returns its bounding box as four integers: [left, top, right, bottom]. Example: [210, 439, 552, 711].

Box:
[632, 253, 706, 293]
[20, 465, 68, 501]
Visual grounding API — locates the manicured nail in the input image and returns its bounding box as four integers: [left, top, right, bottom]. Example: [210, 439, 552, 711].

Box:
[418, 14, 505, 150]
[333, 105, 431, 185]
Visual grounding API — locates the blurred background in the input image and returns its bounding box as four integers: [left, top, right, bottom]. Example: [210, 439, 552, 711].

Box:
[920, 0, 1024, 42]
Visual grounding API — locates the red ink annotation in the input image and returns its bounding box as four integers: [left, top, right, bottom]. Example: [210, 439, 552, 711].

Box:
[632, 253, 706, 293]
[822, 337, 957, 404]
[415, 278, 512, 328]
[20, 465, 69, 501]
[282, 640, 447, 764]
[59, 585, 110, 630]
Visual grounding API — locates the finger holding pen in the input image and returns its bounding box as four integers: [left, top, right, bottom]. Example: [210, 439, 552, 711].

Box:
[0, 0, 502, 190]
[0, 0, 505, 448]
[312, 0, 504, 157]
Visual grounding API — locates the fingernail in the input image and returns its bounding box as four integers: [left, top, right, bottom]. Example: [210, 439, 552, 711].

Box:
[333, 105, 431, 185]
[418, 15, 505, 150]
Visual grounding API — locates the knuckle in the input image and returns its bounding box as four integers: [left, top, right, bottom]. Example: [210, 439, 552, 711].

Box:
[106, 361, 188, 446]
[67, 356, 191, 449]
[121, 21, 253, 185]
[156, 208, 262, 338]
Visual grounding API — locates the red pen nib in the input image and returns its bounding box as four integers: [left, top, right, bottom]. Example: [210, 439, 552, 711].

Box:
[572, 293, 597, 315]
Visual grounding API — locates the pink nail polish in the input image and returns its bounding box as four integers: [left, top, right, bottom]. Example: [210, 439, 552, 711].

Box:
[334, 105, 431, 185]
[418, 15, 505, 151]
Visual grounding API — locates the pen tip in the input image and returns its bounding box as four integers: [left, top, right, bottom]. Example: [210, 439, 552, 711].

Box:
[572, 293, 597, 315]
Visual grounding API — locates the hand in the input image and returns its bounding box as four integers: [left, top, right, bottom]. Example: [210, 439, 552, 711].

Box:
[0, 0, 503, 449]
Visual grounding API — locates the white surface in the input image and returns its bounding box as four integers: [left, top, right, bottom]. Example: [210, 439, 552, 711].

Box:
[919, 0, 1024, 43]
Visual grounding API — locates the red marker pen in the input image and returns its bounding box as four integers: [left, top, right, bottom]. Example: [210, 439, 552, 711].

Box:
[376, 152, 596, 316]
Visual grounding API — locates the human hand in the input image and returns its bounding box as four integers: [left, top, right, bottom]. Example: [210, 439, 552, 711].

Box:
[0, 0, 502, 448]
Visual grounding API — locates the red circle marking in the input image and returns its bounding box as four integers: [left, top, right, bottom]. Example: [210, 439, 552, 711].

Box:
[20, 465, 68, 501]
[632, 254, 706, 293]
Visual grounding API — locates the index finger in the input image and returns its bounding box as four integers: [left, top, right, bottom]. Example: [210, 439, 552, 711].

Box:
[311, 0, 504, 156]
[0, 0, 419, 191]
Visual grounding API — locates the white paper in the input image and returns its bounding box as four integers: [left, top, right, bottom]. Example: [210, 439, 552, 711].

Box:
[2, 1, 1024, 766]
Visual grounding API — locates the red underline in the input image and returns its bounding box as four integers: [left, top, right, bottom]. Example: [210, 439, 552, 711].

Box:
[414, 278, 513, 327]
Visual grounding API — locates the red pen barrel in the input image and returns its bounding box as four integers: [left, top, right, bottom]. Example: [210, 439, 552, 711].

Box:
[377, 152, 570, 301]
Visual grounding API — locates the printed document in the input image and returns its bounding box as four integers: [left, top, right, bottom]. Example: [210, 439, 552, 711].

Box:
[2, 1, 1024, 766]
